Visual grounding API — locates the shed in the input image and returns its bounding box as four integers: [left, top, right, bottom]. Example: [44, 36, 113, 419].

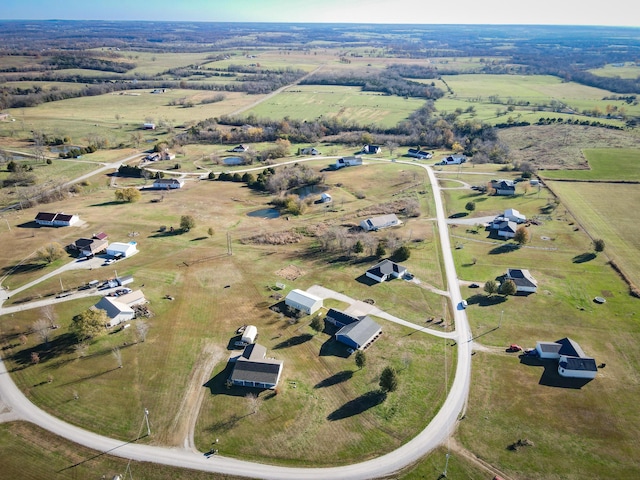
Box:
[94, 297, 135, 327]
[536, 341, 562, 359]
[360, 214, 401, 232]
[241, 325, 258, 345]
[504, 208, 526, 224]
[116, 275, 134, 287]
[336, 316, 382, 351]
[106, 241, 138, 258]
[284, 289, 323, 315]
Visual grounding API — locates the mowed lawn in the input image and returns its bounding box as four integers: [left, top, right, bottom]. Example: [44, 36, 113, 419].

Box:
[546, 180, 640, 289]
[245, 85, 426, 128]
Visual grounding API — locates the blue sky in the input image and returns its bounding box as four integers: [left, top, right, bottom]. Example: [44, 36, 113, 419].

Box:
[1, 0, 638, 26]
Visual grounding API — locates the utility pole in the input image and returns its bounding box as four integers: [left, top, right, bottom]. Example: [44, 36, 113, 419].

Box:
[144, 408, 151, 436]
[499, 310, 504, 328]
[442, 452, 450, 477]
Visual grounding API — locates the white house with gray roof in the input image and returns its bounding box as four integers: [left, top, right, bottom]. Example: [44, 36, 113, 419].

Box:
[360, 214, 401, 232]
[506, 268, 538, 293]
[366, 259, 407, 283]
[284, 289, 323, 315]
[229, 343, 283, 389]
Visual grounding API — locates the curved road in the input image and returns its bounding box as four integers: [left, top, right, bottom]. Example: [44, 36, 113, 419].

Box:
[0, 161, 472, 479]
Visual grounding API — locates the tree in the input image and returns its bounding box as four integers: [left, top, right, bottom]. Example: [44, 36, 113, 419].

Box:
[484, 280, 498, 296]
[40, 304, 57, 328]
[32, 319, 51, 345]
[353, 240, 364, 255]
[379, 366, 398, 393]
[245, 392, 261, 414]
[36, 242, 65, 264]
[355, 350, 366, 370]
[136, 320, 149, 343]
[391, 245, 410, 262]
[309, 314, 324, 333]
[112, 347, 123, 368]
[499, 279, 517, 296]
[375, 243, 386, 259]
[465, 201, 476, 213]
[180, 215, 195, 232]
[513, 226, 530, 245]
[593, 238, 605, 253]
[70, 309, 107, 342]
[114, 187, 141, 203]
[207, 227, 215, 237]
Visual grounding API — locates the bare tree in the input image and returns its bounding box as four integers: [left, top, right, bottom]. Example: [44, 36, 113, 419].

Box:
[245, 393, 261, 414]
[40, 304, 57, 328]
[136, 320, 150, 343]
[112, 347, 123, 368]
[74, 342, 89, 359]
[32, 319, 50, 345]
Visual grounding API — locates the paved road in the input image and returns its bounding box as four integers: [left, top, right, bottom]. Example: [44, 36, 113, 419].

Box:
[0, 160, 473, 479]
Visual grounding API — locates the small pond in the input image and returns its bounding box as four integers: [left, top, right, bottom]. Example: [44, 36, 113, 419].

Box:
[247, 208, 280, 219]
[49, 145, 82, 154]
[291, 184, 329, 199]
[223, 157, 244, 166]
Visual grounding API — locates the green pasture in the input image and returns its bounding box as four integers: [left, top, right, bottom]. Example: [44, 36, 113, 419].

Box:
[589, 62, 640, 79]
[545, 180, 640, 289]
[245, 85, 426, 128]
[541, 148, 640, 181]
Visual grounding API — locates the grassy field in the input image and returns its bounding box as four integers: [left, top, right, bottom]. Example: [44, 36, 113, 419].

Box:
[588, 62, 640, 79]
[1, 161, 456, 466]
[435, 74, 638, 128]
[540, 148, 640, 181]
[244, 85, 426, 128]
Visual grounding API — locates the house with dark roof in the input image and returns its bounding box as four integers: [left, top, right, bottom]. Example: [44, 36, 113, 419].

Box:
[491, 179, 516, 196]
[35, 212, 80, 227]
[73, 238, 108, 257]
[325, 308, 360, 328]
[496, 220, 517, 239]
[361, 144, 381, 154]
[407, 148, 432, 159]
[333, 156, 362, 169]
[229, 144, 249, 153]
[336, 316, 382, 351]
[535, 337, 597, 379]
[506, 268, 538, 293]
[229, 343, 283, 389]
[360, 214, 401, 232]
[365, 259, 407, 283]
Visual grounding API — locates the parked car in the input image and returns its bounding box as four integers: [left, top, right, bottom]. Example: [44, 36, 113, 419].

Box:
[507, 344, 522, 352]
[460, 300, 468, 309]
[469, 283, 480, 288]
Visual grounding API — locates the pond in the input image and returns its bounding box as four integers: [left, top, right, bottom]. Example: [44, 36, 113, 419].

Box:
[247, 208, 280, 219]
[49, 145, 82, 154]
[291, 184, 329, 199]
[223, 157, 244, 166]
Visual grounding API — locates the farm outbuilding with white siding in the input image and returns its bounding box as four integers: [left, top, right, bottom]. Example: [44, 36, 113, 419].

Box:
[284, 289, 323, 315]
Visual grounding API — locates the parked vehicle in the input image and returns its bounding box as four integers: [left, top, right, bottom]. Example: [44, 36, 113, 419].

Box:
[507, 344, 522, 352]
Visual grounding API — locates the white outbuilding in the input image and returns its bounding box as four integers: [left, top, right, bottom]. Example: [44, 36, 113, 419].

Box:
[241, 325, 258, 345]
[106, 241, 138, 258]
[285, 289, 323, 315]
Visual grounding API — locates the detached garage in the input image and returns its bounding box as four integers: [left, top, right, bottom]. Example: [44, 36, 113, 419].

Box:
[285, 289, 323, 315]
[106, 241, 138, 258]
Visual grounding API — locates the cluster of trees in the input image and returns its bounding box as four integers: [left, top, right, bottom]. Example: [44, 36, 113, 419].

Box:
[58, 145, 97, 159]
[216, 163, 324, 195]
[114, 187, 141, 203]
[43, 54, 135, 73]
[299, 66, 444, 99]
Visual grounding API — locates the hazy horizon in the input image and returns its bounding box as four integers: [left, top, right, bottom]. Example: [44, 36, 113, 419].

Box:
[2, 0, 638, 28]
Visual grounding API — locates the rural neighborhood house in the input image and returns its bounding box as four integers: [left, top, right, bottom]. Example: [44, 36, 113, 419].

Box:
[229, 343, 283, 389]
[35, 212, 80, 227]
[360, 213, 401, 232]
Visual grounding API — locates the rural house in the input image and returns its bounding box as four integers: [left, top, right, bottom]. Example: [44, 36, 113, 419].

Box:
[365, 259, 408, 283]
[325, 308, 360, 328]
[229, 343, 283, 389]
[35, 212, 80, 227]
[94, 297, 135, 327]
[333, 156, 363, 169]
[407, 148, 432, 159]
[360, 214, 401, 232]
[301, 147, 321, 155]
[335, 316, 382, 351]
[229, 144, 249, 153]
[496, 220, 517, 239]
[361, 144, 381, 154]
[491, 179, 516, 196]
[153, 177, 184, 189]
[505, 268, 538, 293]
[72, 237, 108, 257]
[284, 289, 323, 315]
[535, 337, 597, 379]
[437, 155, 466, 165]
[143, 122, 156, 130]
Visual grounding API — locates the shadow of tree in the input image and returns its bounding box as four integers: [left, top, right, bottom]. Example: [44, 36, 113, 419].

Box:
[10, 332, 77, 366]
[573, 252, 596, 263]
[467, 294, 508, 307]
[273, 333, 313, 350]
[449, 212, 469, 219]
[314, 370, 354, 389]
[489, 244, 521, 255]
[327, 390, 387, 421]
